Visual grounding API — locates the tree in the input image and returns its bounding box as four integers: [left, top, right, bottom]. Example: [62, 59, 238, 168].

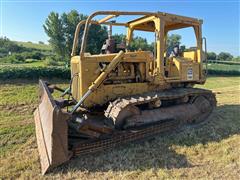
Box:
[113, 33, 182, 53]
[166, 34, 181, 50]
[61, 10, 82, 57]
[129, 36, 153, 51]
[112, 34, 125, 44]
[233, 56, 240, 61]
[217, 52, 233, 61]
[0, 37, 27, 57]
[43, 10, 108, 61]
[207, 52, 217, 60]
[85, 25, 108, 54]
[113, 34, 153, 51]
[43, 12, 66, 60]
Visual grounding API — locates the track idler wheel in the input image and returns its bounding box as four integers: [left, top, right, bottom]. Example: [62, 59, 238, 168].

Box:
[189, 95, 215, 124]
[114, 105, 140, 129]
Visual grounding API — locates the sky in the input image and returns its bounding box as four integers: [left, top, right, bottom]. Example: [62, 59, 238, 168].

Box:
[0, 0, 239, 56]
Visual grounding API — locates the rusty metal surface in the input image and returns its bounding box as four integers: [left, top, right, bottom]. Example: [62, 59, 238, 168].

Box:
[72, 118, 179, 155]
[72, 88, 216, 156]
[105, 87, 216, 128]
[123, 95, 214, 128]
[34, 80, 72, 174]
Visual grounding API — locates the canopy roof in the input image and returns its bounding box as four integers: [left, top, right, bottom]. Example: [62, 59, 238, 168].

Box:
[96, 11, 203, 32]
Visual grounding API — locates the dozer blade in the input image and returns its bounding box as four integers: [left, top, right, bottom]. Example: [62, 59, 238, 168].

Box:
[34, 80, 72, 174]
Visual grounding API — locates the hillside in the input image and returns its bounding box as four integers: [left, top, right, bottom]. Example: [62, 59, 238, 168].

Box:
[14, 41, 52, 51]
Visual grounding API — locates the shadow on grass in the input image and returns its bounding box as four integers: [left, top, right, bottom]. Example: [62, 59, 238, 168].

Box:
[49, 104, 240, 174]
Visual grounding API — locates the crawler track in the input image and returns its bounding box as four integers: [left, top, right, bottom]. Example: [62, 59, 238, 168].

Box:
[105, 88, 216, 118]
[72, 88, 216, 156]
[73, 118, 179, 155]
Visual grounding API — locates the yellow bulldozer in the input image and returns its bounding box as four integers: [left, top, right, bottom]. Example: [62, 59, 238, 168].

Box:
[34, 11, 216, 174]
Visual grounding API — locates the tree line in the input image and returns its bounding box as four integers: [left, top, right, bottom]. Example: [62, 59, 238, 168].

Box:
[44, 10, 239, 62]
[0, 37, 52, 64]
[207, 52, 239, 61]
[43, 10, 183, 60]
[43, 10, 108, 60]
[0, 10, 238, 65]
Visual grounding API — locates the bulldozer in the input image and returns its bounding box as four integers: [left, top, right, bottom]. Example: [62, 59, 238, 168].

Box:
[34, 11, 216, 174]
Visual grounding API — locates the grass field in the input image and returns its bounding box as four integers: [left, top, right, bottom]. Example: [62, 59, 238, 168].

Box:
[15, 41, 52, 51]
[0, 61, 45, 68]
[0, 76, 240, 179]
[207, 63, 240, 72]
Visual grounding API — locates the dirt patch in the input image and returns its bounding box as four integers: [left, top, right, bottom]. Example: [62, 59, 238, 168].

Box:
[0, 104, 36, 115]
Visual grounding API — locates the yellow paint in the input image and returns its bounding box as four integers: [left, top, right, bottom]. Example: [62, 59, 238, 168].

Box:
[70, 11, 206, 108]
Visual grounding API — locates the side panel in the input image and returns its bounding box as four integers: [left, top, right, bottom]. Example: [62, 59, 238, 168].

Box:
[72, 52, 156, 107]
[180, 62, 199, 81]
[71, 56, 80, 100]
[177, 58, 199, 81]
[84, 83, 153, 107]
[183, 51, 197, 61]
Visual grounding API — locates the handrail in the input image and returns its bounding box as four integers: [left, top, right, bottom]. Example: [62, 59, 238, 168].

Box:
[71, 20, 99, 56]
[79, 11, 156, 56]
[202, 37, 208, 76]
[71, 20, 86, 56]
[72, 11, 201, 57]
[71, 18, 128, 56]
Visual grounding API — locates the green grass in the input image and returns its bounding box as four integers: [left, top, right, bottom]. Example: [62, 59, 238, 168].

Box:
[0, 66, 70, 79]
[0, 79, 68, 158]
[207, 63, 240, 72]
[196, 76, 240, 89]
[0, 61, 45, 67]
[0, 76, 240, 179]
[0, 60, 66, 68]
[208, 60, 240, 65]
[15, 41, 52, 51]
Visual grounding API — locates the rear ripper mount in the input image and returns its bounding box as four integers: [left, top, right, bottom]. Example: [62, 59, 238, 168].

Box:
[34, 80, 216, 174]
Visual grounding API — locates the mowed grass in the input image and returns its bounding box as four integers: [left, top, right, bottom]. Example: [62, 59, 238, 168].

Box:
[0, 76, 240, 179]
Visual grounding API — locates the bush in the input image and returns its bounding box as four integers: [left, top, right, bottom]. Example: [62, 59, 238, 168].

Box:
[208, 60, 240, 65]
[0, 66, 70, 79]
[0, 65, 238, 80]
[207, 52, 217, 60]
[0, 51, 49, 64]
[217, 52, 233, 61]
[44, 57, 59, 66]
[18, 51, 45, 60]
[233, 56, 240, 62]
[208, 69, 240, 76]
[0, 37, 27, 55]
[0, 54, 24, 63]
[24, 59, 38, 63]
